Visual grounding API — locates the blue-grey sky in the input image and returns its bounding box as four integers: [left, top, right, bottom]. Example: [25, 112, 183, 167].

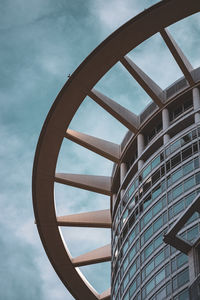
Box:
[0, 1, 199, 299]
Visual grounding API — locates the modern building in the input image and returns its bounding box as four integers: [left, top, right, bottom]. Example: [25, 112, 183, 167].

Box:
[32, 0, 200, 300]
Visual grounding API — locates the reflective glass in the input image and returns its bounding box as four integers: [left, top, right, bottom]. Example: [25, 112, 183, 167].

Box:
[146, 278, 155, 295]
[155, 250, 164, 266]
[130, 262, 136, 277]
[174, 200, 184, 215]
[172, 184, 182, 199]
[171, 168, 183, 183]
[143, 165, 151, 179]
[184, 176, 195, 191]
[153, 200, 162, 215]
[143, 210, 152, 226]
[144, 242, 153, 259]
[153, 216, 163, 232]
[177, 254, 188, 268]
[144, 226, 153, 242]
[152, 156, 160, 169]
[155, 268, 165, 284]
[146, 260, 154, 276]
[152, 185, 161, 200]
[183, 160, 193, 175]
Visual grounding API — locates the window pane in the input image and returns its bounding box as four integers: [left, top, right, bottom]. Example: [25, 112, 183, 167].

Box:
[152, 185, 161, 200]
[129, 183, 135, 197]
[144, 242, 153, 259]
[153, 200, 162, 215]
[144, 210, 153, 226]
[184, 176, 195, 191]
[155, 268, 165, 284]
[153, 216, 163, 232]
[130, 280, 136, 297]
[177, 254, 188, 268]
[154, 234, 163, 248]
[174, 200, 184, 215]
[152, 156, 160, 169]
[146, 260, 154, 276]
[130, 263, 136, 277]
[144, 226, 153, 242]
[172, 184, 182, 199]
[171, 168, 183, 183]
[177, 269, 189, 288]
[183, 160, 193, 176]
[143, 165, 151, 178]
[146, 278, 155, 295]
[171, 140, 181, 152]
[155, 250, 164, 266]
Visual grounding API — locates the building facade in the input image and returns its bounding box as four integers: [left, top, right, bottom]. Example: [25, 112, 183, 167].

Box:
[111, 83, 200, 300]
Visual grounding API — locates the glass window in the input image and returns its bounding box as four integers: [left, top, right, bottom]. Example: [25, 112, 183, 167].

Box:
[129, 245, 136, 260]
[143, 210, 153, 226]
[143, 194, 152, 209]
[130, 262, 136, 278]
[174, 200, 184, 215]
[146, 278, 155, 295]
[155, 250, 164, 266]
[123, 274, 129, 288]
[172, 168, 183, 183]
[152, 185, 161, 200]
[153, 200, 162, 215]
[154, 234, 163, 248]
[187, 225, 198, 242]
[155, 268, 165, 285]
[172, 184, 182, 199]
[171, 140, 181, 152]
[129, 183, 135, 197]
[144, 226, 153, 242]
[183, 160, 194, 175]
[177, 268, 189, 288]
[182, 146, 192, 160]
[152, 156, 160, 169]
[146, 260, 154, 276]
[144, 242, 153, 259]
[177, 254, 188, 268]
[122, 241, 128, 255]
[130, 280, 136, 297]
[143, 164, 151, 179]
[181, 133, 192, 146]
[185, 192, 196, 207]
[171, 153, 181, 167]
[196, 172, 200, 184]
[153, 216, 163, 232]
[184, 176, 195, 191]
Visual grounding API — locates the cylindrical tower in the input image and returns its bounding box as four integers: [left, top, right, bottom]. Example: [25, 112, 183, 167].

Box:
[111, 86, 200, 300]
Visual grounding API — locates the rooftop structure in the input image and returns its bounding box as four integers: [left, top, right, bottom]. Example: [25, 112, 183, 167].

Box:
[32, 0, 200, 299]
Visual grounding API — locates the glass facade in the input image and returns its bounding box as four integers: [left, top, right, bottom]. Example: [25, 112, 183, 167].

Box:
[111, 107, 200, 299]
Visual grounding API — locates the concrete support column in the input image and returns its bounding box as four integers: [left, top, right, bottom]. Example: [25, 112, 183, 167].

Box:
[120, 163, 127, 184]
[120, 162, 127, 199]
[188, 248, 200, 283]
[162, 108, 170, 144]
[137, 134, 144, 170]
[112, 193, 116, 211]
[193, 88, 200, 123]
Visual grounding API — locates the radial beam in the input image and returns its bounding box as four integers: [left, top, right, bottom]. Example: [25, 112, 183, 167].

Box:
[99, 288, 111, 300]
[55, 173, 112, 196]
[72, 244, 111, 267]
[120, 56, 164, 107]
[88, 89, 139, 133]
[66, 129, 120, 163]
[57, 209, 111, 228]
[160, 28, 194, 86]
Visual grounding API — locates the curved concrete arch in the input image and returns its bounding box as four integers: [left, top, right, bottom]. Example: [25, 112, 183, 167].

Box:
[32, 1, 200, 299]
